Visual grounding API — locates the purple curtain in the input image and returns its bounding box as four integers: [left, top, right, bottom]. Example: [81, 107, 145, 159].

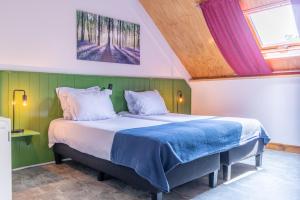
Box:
[200, 0, 272, 76]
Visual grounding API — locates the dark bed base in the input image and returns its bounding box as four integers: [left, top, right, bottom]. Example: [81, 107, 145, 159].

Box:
[53, 143, 220, 200]
[221, 138, 265, 181]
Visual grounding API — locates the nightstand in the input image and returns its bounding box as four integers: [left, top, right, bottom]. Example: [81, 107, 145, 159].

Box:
[0, 117, 11, 200]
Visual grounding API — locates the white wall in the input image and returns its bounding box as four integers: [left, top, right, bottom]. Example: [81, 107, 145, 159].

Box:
[190, 76, 300, 146]
[0, 0, 190, 79]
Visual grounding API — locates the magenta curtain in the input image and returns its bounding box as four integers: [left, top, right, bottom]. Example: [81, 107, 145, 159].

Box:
[200, 0, 272, 76]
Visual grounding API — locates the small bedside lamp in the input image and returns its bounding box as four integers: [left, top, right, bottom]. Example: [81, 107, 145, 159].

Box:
[176, 90, 183, 113]
[12, 89, 28, 133]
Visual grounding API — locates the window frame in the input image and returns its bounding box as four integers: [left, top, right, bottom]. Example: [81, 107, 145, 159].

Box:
[244, 0, 300, 54]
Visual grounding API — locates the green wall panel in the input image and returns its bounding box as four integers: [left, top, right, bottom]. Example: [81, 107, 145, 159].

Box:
[0, 70, 191, 169]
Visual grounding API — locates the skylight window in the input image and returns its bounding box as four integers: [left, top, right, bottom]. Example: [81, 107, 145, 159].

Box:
[246, 2, 300, 51]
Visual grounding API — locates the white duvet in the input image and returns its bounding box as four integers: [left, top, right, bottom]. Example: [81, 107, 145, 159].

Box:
[49, 113, 266, 161]
[48, 117, 168, 161]
[119, 112, 265, 146]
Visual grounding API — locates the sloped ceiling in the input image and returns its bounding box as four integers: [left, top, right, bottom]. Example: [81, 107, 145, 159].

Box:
[140, 0, 300, 79]
[139, 0, 235, 79]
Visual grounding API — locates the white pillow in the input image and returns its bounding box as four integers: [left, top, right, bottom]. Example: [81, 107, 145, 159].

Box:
[67, 91, 116, 121]
[124, 90, 137, 114]
[56, 86, 100, 119]
[125, 90, 169, 115]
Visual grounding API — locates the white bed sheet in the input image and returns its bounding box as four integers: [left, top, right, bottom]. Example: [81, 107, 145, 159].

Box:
[119, 112, 265, 145]
[48, 117, 168, 161]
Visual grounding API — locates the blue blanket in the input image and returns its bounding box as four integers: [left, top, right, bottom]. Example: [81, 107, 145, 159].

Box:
[111, 119, 269, 192]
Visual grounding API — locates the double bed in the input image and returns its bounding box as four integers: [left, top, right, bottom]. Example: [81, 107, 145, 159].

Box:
[49, 116, 220, 200]
[49, 113, 269, 200]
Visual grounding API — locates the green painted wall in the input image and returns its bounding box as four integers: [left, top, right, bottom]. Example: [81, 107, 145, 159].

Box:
[0, 71, 191, 169]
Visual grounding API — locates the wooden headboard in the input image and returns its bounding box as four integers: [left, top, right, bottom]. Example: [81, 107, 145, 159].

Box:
[0, 70, 191, 168]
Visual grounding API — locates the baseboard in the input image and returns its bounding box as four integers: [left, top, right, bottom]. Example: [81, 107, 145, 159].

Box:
[266, 143, 300, 154]
[12, 158, 71, 171]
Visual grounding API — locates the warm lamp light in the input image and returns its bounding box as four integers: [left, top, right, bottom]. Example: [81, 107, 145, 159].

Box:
[178, 96, 183, 104]
[22, 94, 27, 106]
[176, 90, 184, 113]
[12, 89, 28, 133]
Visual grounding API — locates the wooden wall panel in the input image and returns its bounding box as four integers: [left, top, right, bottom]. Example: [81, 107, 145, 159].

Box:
[0, 70, 191, 169]
[140, 0, 235, 79]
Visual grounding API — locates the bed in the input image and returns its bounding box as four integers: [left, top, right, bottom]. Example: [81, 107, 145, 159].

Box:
[49, 117, 220, 200]
[119, 112, 269, 181]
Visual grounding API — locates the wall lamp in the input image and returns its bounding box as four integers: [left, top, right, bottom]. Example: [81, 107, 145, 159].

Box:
[108, 83, 113, 90]
[12, 89, 28, 133]
[176, 90, 183, 113]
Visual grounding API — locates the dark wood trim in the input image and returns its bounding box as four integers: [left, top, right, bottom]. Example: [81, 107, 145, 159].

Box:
[266, 143, 300, 154]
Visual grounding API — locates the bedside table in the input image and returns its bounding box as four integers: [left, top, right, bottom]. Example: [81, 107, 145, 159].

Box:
[11, 130, 40, 145]
[11, 130, 40, 138]
[0, 117, 11, 200]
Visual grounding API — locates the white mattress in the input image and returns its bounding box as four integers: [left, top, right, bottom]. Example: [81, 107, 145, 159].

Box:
[119, 112, 264, 145]
[48, 117, 168, 161]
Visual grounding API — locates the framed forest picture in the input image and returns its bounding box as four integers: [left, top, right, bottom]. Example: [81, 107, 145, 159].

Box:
[76, 10, 140, 65]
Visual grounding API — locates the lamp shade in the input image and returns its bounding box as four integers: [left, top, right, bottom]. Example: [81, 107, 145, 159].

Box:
[22, 94, 27, 106]
[177, 90, 183, 103]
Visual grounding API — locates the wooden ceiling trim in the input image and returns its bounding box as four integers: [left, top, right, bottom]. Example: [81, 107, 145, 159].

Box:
[239, 0, 285, 10]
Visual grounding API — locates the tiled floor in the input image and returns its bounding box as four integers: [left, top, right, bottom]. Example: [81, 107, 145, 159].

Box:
[12, 150, 300, 200]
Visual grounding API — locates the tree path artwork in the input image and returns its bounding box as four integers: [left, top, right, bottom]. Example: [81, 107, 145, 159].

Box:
[77, 11, 140, 65]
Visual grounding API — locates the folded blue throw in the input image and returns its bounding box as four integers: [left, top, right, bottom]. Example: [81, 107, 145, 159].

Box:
[111, 119, 269, 192]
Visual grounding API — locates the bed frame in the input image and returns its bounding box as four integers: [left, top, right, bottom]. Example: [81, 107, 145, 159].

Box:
[53, 143, 220, 200]
[221, 138, 265, 181]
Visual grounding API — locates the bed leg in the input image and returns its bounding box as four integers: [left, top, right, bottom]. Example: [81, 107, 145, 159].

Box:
[255, 154, 262, 168]
[54, 152, 62, 165]
[97, 172, 106, 181]
[97, 171, 112, 181]
[223, 164, 231, 181]
[150, 192, 163, 200]
[209, 170, 218, 188]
